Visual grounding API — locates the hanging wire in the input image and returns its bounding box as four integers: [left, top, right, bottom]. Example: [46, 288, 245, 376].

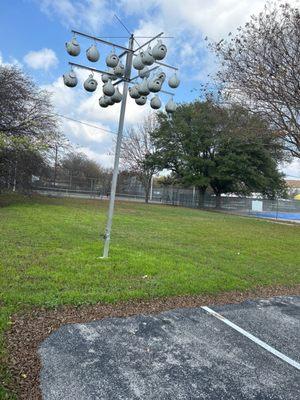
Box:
[114, 14, 141, 48]
[135, 36, 173, 39]
[114, 14, 132, 36]
[94, 36, 130, 39]
[53, 113, 117, 135]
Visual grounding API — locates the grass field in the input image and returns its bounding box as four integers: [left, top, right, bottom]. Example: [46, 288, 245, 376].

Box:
[1, 193, 300, 398]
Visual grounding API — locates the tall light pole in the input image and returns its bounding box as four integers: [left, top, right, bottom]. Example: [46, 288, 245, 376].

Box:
[102, 34, 134, 257]
[63, 23, 180, 258]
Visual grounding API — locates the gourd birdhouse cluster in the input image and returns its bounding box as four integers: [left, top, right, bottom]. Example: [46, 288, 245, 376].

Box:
[63, 33, 180, 114]
[128, 38, 180, 113]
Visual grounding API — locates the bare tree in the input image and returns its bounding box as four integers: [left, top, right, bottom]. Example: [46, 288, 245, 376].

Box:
[212, 2, 300, 158]
[0, 65, 61, 191]
[45, 151, 112, 194]
[0, 65, 58, 145]
[120, 114, 159, 203]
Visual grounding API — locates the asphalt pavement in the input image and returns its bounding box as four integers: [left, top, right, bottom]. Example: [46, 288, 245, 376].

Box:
[39, 296, 300, 399]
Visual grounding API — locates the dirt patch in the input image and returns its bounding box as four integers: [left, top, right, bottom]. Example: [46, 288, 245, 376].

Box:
[5, 285, 300, 400]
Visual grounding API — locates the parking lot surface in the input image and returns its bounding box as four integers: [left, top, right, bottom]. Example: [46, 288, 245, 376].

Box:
[39, 296, 300, 399]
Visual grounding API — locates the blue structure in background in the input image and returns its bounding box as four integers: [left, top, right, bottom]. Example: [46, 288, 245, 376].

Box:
[254, 212, 300, 221]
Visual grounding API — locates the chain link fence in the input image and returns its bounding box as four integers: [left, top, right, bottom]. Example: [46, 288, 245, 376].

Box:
[32, 180, 300, 223]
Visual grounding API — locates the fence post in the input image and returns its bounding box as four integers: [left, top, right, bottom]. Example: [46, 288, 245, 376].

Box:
[192, 186, 195, 208]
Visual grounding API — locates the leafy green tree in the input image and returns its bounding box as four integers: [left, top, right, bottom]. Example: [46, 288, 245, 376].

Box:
[211, 137, 287, 207]
[150, 101, 220, 206]
[0, 135, 51, 191]
[150, 101, 286, 207]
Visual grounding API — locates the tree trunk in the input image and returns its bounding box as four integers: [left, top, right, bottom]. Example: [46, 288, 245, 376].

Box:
[145, 189, 149, 203]
[197, 186, 207, 208]
[144, 177, 151, 204]
[7, 165, 11, 189]
[12, 161, 17, 192]
[215, 193, 222, 209]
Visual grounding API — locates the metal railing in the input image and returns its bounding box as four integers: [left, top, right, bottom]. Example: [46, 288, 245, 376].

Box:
[32, 182, 300, 222]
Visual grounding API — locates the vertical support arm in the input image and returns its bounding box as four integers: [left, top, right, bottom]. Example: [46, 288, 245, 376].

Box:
[102, 35, 134, 258]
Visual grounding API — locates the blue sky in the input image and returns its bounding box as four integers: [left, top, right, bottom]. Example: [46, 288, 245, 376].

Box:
[0, 0, 299, 178]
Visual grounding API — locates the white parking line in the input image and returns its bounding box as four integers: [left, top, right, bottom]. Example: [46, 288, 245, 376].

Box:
[202, 306, 300, 371]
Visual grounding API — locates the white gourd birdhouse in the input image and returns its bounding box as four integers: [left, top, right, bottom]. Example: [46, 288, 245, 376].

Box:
[106, 50, 119, 68]
[83, 74, 98, 92]
[168, 73, 180, 88]
[138, 78, 150, 96]
[148, 78, 162, 93]
[65, 33, 179, 112]
[141, 47, 154, 66]
[129, 86, 140, 99]
[165, 98, 177, 113]
[65, 37, 80, 56]
[105, 95, 114, 106]
[63, 71, 78, 87]
[99, 96, 108, 108]
[86, 44, 100, 62]
[103, 79, 115, 96]
[138, 66, 150, 79]
[133, 53, 144, 70]
[135, 96, 147, 105]
[152, 40, 167, 60]
[114, 62, 125, 77]
[156, 71, 166, 83]
[101, 73, 109, 83]
[150, 95, 161, 110]
[108, 68, 117, 80]
[111, 87, 122, 103]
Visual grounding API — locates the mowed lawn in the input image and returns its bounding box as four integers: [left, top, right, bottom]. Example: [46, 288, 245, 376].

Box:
[0, 193, 300, 396]
[1, 194, 300, 308]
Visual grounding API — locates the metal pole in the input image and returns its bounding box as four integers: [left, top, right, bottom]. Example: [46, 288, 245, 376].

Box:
[150, 175, 154, 201]
[68, 62, 117, 79]
[102, 34, 134, 258]
[71, 29, 133, 52]
[54, 144, 58, 187]
[192, 186, 195, 208]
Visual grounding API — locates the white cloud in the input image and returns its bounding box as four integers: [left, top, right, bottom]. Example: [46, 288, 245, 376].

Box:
[37, 0, 113, 32]
[43, 72, 152, 168]
[281, 159, 300, 179]
[128, 0, 299, 40]
[35, 0, 300, 168]
[117, 0, 159, 15]
[127, 0, 299, 83]
[0, 51, 22, 68]
[77, 146, 113, 167]
[36, 0, 268, 39]
[43, 75, 113, 138]
[59, 118, 111, 144]
[36, 0, 300, 45]
[24, 48, 58, 71]
[77, 89, 151, 125]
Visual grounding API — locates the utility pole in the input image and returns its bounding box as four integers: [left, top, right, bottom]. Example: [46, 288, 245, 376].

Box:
[103, 34, 134, 257]
[63, 22, 179, 258]
[53, 144, 58, 187]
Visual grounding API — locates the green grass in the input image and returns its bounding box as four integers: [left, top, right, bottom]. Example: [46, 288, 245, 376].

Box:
[0, 193, 299, 397]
